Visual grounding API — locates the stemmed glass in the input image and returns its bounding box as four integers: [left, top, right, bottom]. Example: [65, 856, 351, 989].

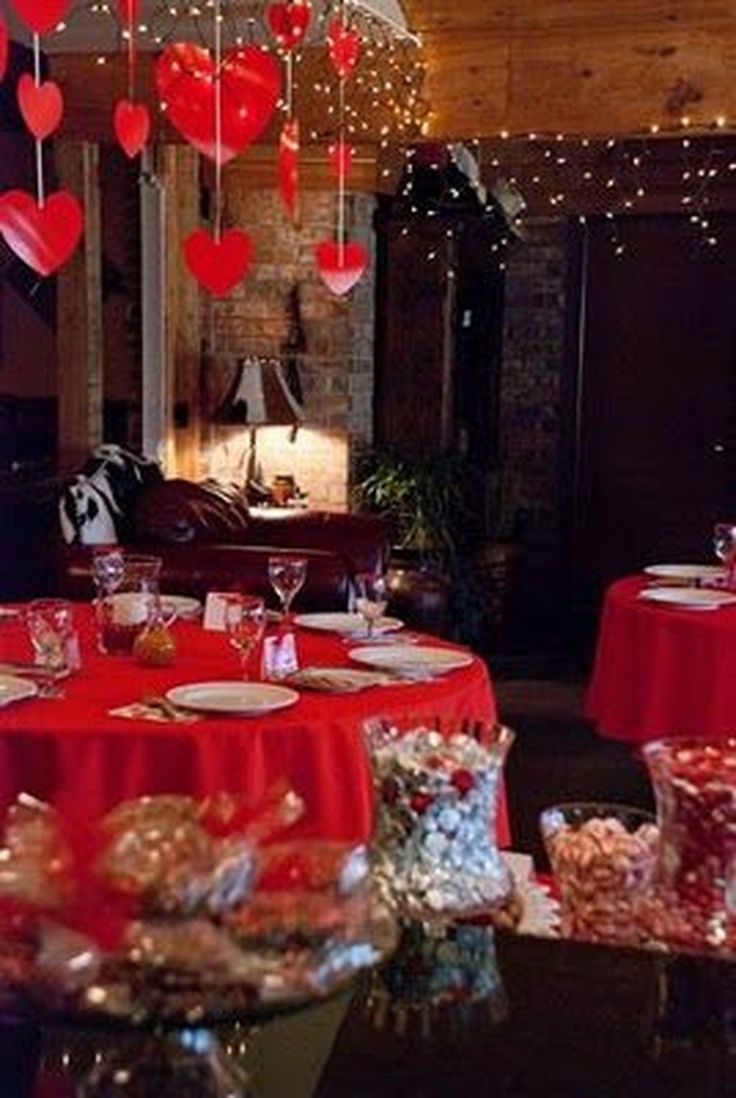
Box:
[713, 522, 736, 588]
[268, 556, 307, 622]
[91, 547, 125, 598]
[224, 595, 267, 680]
[354, 572, 389, 639]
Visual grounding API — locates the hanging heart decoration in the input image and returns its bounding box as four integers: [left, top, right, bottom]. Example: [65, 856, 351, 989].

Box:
[278, 118, 299, 220]
[156, 43, 280, 164]
[0, 16, 8, 82]
[0, 189, 83, 276]
[9, 0, 70, 36]
[113, 99, 150, 158]
[315, 239, 368, 296]
[183, 227, 253, 296]
[326, 17, 361, 79]
[328, 140, 353, 180]
[266, 1, 311, 51]
[17, 74, 64, 140]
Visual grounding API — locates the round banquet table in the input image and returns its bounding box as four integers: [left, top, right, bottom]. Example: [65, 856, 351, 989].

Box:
[0, 605, 509, 845]
[585, 574, 736, 743]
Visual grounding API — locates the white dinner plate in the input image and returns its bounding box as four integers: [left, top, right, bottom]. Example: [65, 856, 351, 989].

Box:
[638, 587, 736, 610]
[166, 681, 299, 715]
[0, 674, 39, 707]
[295, 612, 404, 636]
[160, 595, 202, 620]
[348, 645, 473, 674]
[643, 563, 725, 582]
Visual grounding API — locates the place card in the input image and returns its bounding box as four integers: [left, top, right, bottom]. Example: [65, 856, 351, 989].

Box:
[203, 592, 236, 631]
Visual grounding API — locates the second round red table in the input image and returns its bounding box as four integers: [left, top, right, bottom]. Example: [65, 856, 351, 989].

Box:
[0, 606, 510, 845]
[586, 575, 736, 743]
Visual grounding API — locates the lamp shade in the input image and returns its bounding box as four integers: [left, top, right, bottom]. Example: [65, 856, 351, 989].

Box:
[216, 355, 305, 426]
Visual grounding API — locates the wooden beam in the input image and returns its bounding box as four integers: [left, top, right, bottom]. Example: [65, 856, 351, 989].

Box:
[158, 144, 202, 480]
[56, 141, 103, 472]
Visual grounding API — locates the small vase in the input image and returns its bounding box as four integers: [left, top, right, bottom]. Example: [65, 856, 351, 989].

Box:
[364, 719, 515, 922]
[638, 737, 735, 956]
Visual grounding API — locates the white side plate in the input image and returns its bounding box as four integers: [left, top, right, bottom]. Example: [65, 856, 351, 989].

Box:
[166, 681, 299, 715]
[638, 587, 736, 610]
[348, 645, 473, 673]
[160, 595, 203, 620]
[0, 674, 39, 707]
[643, 563, 725, 581]
[295, 612, 404, 635]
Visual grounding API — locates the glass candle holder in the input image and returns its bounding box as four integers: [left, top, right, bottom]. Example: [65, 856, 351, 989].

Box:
[638, 738, 736, 956]
[540, 802, 658, 945]
[364, 719, 515, 922]
[96, 554, 162, 655]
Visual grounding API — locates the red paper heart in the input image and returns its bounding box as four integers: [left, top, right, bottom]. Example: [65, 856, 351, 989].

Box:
[183, 227, 253, 296]
[17, 74, 64, 140]
[10, 0, 70, 36]
[267, 1, 311, 51]
[326, 17, 361, 79]
[278, 118, 299, 220]
[156, 43, 280, 165]
[113, 98, 150, 157]
[0, 17, 8, 82]
[328, 140, 353, 180]
[315, 239, 368, 296]
[0, 189, 83, 276]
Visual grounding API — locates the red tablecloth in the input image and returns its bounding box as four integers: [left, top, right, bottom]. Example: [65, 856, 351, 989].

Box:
[0, 606, 509, 845]
[585, 575, 736, 743]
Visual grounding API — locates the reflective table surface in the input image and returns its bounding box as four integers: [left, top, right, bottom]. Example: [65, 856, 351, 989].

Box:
[1, 930, 733, 1097]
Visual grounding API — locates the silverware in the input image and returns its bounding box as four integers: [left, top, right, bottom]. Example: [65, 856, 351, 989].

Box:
[141, 693, 188, 720]
[0, 661, 61, 680]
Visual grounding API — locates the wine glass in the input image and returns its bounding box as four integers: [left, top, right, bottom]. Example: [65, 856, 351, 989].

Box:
[713, 522, 736, 588]
[268, 556, 307, 621]
[354, 572, 389, 639]
[224, 595, 267, 680]
[91, 547, 125, 597]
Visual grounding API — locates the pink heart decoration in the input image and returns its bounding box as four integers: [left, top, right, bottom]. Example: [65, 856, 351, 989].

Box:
[0, 16, 8, 82]
[183, 227, 253, 296]
[156, 42, 280, 164]
[315, 239, 368, 296]
[0, 189, 83, 276]
[113, 99, 150, 158]
[266, 1, 311, 51]
[9, 0, 70, 36]
[326, 17, 361, 79]
[278, 118, 299, 220]
[17, 74, 64, 140]
[328, 140, 353, 180]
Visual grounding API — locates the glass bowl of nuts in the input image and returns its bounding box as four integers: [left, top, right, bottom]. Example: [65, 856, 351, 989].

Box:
[540, 801, 658, 946]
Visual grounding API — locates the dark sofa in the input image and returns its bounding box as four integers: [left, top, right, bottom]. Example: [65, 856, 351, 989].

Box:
[63, 478, 390, 611]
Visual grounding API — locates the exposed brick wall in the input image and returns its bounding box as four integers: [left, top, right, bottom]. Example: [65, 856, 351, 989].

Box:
[200, 184, 376, 510]
[499, 217, 567, 616]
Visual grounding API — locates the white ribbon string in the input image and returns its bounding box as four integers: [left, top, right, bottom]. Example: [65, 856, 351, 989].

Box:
[214, 0, 223, 242]
[32, 33, 44, 207]
[337, 75, 345, 264]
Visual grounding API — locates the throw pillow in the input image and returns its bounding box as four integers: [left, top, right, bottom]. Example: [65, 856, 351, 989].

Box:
[59, 445, 163, 545]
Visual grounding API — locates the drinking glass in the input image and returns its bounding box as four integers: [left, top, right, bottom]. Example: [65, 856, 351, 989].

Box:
[268, 556, 307, 621]
[26, 598, 80, 676]
[713, 522, 736, 588]
[224, 595, 267, 679]
[354, 572, 389, 638]
[96, 554, 162, 655]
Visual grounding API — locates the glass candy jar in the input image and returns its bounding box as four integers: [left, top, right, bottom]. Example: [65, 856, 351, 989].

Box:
[638, 738, 735, 955]
[364, 720, 516, 922]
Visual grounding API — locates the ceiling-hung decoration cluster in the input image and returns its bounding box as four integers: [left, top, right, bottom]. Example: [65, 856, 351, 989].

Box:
[0, 0, 423, 294]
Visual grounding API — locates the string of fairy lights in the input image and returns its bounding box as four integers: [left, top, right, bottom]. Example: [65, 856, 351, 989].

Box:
[44, 0, 428, 144]
[381, 123, 736, 273]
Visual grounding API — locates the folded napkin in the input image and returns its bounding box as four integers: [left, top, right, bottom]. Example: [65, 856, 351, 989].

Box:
[286, 667, 394, 693]
[109, 702, 199, 724]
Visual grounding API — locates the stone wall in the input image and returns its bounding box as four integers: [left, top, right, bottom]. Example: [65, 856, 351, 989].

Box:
[499, 217, 568, 617]
[201, 184, 376, 511]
